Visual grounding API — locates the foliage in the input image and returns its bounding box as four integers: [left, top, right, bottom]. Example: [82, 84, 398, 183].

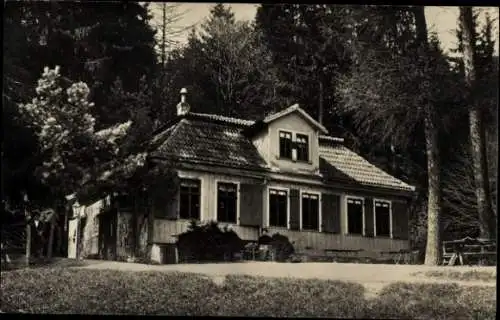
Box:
[18, 67, 132, 200]
[2, 1, 161, 213]
[1, 269, 496, 318]
[177, 220, 245, 262]
[255, 4, 356, 132]
[269, 233, 295, 262]
[162, 4, 282, 120]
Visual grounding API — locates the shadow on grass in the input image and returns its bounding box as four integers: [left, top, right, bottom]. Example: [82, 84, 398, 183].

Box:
[1, 257, 89, 272]
[412, 270, 497, 282]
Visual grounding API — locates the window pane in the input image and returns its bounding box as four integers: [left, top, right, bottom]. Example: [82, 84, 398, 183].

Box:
[217, 183, 237, 223]
[302, 194, 319, 230]
[190, 195, 200, 220]
[227, 197, 237, 223]
[347, 199, 363, 234]
[279, 131, 292, 159]
[269, 189, 287, 227]
[310, 197, 319, 230]
[179, 193, 190, 219]
[296, 134, 309, 161]
[375, 201, 390, 237]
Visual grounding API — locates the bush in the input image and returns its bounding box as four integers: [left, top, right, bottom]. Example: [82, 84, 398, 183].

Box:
[177, 220, 245, 262]
[269, 233, 294, 262]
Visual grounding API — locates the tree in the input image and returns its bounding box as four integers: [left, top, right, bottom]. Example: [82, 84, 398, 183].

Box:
[18, 66, 132, 202]
[161, 4, 282, 120]
[255, 5, 355, 129]
[458, 7, 496, 239]
[336, 6, 453, 265]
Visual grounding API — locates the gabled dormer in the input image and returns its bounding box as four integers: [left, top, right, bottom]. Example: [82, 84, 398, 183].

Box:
[244, 104, 328, 175]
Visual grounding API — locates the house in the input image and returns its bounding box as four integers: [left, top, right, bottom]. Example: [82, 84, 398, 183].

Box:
[67, 88, 416, 263]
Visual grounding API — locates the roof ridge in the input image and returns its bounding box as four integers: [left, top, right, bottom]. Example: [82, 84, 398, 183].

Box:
[190, 112, 255, 126]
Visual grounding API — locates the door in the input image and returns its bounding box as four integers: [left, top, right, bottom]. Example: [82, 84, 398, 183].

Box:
[99, 211, 117, 261]
[67, 218, 78, 259]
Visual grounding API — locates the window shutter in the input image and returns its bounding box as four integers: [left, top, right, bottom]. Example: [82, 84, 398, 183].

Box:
[289, 189, 300, 230]
[392, 201, 409, 240]
[164, 191, 179, 220]
[239, 183, 264, 227]
[321, 193, 340, 233]
[364, 197, 374, 237]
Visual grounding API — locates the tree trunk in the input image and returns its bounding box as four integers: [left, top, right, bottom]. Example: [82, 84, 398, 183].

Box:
[47, 217, 56, 259]
[318, 79, 324, 125]
[25, 208, 31, 267]
[459, 7, 496, 239]
[424, 111, 442, 265]
[413, 6, 442, 265]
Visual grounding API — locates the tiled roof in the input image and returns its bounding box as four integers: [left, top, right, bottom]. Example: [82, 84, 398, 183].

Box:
[319, 143, 415, 192]
[190, 112, 256, 126]
[151, 118, 267, 170]
[149, 112, 415, 193]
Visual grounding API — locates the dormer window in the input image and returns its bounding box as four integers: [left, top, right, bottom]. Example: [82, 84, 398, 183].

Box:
[296, 134, 309, 162]
[279, 131, 293, 159]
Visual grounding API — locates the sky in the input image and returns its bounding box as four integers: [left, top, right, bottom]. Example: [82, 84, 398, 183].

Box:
[149, 4, 499, 56]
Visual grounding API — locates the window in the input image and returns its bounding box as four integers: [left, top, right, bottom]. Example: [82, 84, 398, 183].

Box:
[279, 131, 292, 159]
[347, 198, 363, 235]
[217, 182, 238, 223]
[302, 193, 319, 230]
[179, 179, 201, 220]
[269, 189, 288, 227]
[296, 134, 309, 162]
[374, 200, 391, 237]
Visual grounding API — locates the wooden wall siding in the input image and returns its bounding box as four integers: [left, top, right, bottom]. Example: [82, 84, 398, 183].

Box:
[80, 205, 101, 258]
[152, 219, 259, 244]
[266, 227, 409, 255]
[116, 211, 134, 259]
[150, 169, 411, 253]
[135, 213, 150, 260]
[156, 169, 263, 222]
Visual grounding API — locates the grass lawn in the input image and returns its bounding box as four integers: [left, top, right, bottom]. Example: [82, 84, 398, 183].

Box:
[1, 268, 496, 318]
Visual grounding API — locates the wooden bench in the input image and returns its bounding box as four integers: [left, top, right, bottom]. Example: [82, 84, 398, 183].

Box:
[442, 238, 497, 266]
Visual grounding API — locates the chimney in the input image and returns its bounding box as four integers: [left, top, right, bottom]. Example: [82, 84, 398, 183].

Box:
[176, 87, 190, 116]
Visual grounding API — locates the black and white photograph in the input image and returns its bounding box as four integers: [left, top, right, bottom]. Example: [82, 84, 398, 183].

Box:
[1, 1, 498, 317]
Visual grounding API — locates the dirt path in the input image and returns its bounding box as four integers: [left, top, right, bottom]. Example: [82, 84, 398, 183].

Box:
[74, 260, 496, 297]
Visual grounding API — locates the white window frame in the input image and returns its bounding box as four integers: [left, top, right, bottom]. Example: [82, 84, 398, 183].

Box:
[178, 171, 204, 221]
[266, 186, 290, 229]
[278, 129, 293, 159]
[344, 195, 365, 236]
[299, 190, 322, 232]
[373, 199, 393, 238]
[277, 128, 311, 163]
[214, 179, 240, 225]
[294, 131, 311, 162]
[178, 178, 203, 221]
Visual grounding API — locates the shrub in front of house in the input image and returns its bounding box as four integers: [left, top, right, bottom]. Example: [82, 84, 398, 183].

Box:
[177, 220, 245, 262]
[269, 233, 295, 262]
